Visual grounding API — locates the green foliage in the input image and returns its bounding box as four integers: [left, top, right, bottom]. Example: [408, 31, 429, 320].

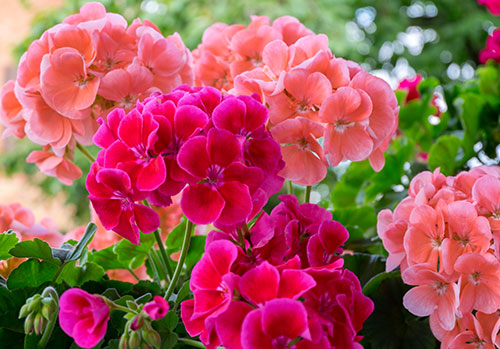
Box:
[114, 232, 156, 270]
[0, 231, 19, 260]
[6, 260, 58, 289]
[9, 238, 61, 266]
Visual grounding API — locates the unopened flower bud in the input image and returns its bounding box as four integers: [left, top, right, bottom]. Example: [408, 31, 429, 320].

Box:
[34, 312, 45, 335]
[41, 298, 56, 320]
[128, 331, 142, 349]
[27, 294, 42, 313]
[143, 329, 161, 348]
[118, 332, 129, 349]
[24, 313, 35, 334]
[19, 304, 30, 319]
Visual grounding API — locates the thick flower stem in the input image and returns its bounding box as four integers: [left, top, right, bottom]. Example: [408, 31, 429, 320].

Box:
[76, 143, 96, 163]
[288, 180, 293, 195]
[153, 229, 174, 279]
[149, 250, 169, 285]
[177, 338, 206, 348]
[305, 185, 312, 203]
[37, 289, 59, 349]
[165, 220, 194, 300]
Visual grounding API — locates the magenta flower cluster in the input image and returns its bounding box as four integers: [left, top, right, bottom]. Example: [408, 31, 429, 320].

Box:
[86, 85, 283, 244]
[181, 195, 373, 348]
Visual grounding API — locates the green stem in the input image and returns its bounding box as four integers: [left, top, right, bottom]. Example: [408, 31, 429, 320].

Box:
[177, 338, 206, 348]
[304, 185, 312, 203]
[76, 143, 96, 163]
[154, 229, 173, 279]
[165, 220, 194, 300]
[149, 250, 169, 285]
[142, 200, 174, 280]
[127, 268, 140, 281]
[37, 290, 59, 349]
[288, 180, 293, 195]
[51, 262, 66, 284]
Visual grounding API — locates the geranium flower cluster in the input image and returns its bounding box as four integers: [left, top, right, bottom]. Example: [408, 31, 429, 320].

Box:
[193, 16, 399, 185]
[377, 165, 500, 347]
[87, 85, 283, 244]
[181, 195, 373, 348]
[0, 1, 192, 184]
[397, 74, 442, 117]
[480, 28, 500, 64]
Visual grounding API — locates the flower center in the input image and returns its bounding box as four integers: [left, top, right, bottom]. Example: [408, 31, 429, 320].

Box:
[207, 164, 224, 185]
[469, 271, 481, 285]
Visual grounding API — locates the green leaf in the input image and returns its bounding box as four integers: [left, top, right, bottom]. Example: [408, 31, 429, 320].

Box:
[6, 259, 58, 289]
[114, 232, 155, 270]
[363, 270, 400, 296]
[24, 333, 41, 349]
[331, 206, 377, 242]
[172, 281, 191, 307]
[342, 253, 385, 286]
[361, 276, 438, 348]
[57, 261, 105, 287]
[0, 329, 24, 348]
[89, 245, 129, 270]
[0, 231, 19, 260]
[185, 236, 206, 271]
[67, 223, 97, 262]
[166, 219, 186, 253]
[428, 135, 462, 175]
[477, 64, 499, 96]
[0, 287, 31, 331]
[9, 238, 60, 265]
[455, 93, 484, 153]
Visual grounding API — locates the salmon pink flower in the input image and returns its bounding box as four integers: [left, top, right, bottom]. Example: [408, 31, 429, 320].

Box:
[402, 264, 459, 331]
[455, 252, 500, 314]
[26, 149, 82, 185]
[59, 288, 110, 349]
[40, 47, 99, 119]
[271, 117, 327, 186]
[319, 86, 373, 167]
[0, 80, 26, 139]
[473, 175, 500, 232]
[177, 128, 263, 225]
[86, 163, 159, 244]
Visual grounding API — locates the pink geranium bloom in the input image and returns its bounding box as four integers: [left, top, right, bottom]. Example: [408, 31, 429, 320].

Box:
[303, 268, 374, 347]
[455, 252, 500, 314]
[238, 261, 316, 306]
[177, 128, 263, 225]
[306, 220, 348, 268]
[268, 68, 332, 125]
[271, 117, 327, 186]
[480, 28, 500, 64]
[441, 201, 492, 275]
[404, 204, 446, 271]
[101, 108, 166, 192]
[183, 240, 239, 342]
[448, 312, 498, 349]
[98, 63, 153, 109]
[478, 0, 500, 15]
[241, 298, 310, 349]
[319, 86, 373, 167]
[377, 197, 415, 272]
[47, 24, 96, 66]
[0, 80, 26, 139]
[473, 175, 500, 232]
[26, 149, 82, 185]
[143, 296, 169, 320]
[86, 163, 159, 244]
[402, 264, 459, 331]
[59, 288, 110, 349]
[272, 16, 313, 45]
[40, 47, 99, 118]
[398, 74, 422, 103]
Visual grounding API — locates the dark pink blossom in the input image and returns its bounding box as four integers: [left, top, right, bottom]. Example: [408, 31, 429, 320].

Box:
[86, 163, 159, 244]
[480, 28, 500, 63]
[479, 0, 500, 15]
[59, 288, 110, 349]
[241, 298, 310, 349]
[178, 128, 264, 225]
[143, 296, 169, 320]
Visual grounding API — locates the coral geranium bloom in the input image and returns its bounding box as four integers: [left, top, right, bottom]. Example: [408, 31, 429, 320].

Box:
[404, 204, 446, 271]
[40, 47, 99, 118]
[455, 252, 500, 314]
[402, 264, 459, 331]
[320, 86, 373, 167]
[271, 117, 327, 186]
